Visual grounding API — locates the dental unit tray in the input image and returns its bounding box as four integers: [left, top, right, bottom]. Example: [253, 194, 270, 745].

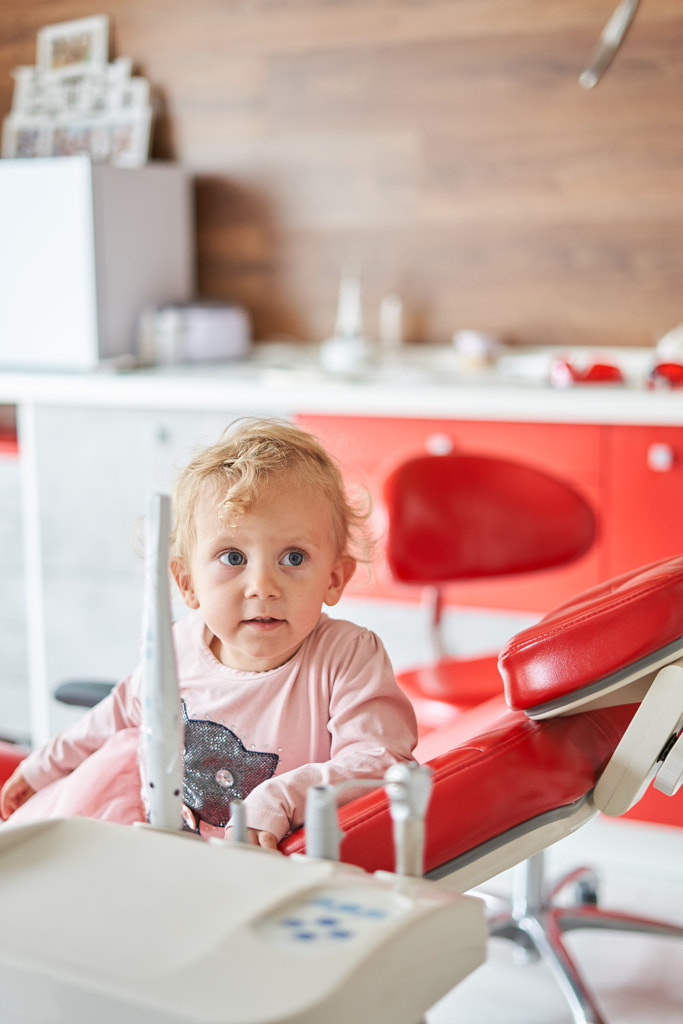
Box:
[0, 816, 485, 1024]
[0, 494, 486, 1023]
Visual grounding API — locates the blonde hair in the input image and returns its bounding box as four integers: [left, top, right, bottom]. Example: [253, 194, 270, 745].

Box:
[170, 417, 371, 565]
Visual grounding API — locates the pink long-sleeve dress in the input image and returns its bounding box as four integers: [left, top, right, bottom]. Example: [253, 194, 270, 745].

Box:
[10, 613, 418, 842]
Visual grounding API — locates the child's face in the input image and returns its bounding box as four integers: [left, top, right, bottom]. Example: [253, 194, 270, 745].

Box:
[171, 477, 356, 672]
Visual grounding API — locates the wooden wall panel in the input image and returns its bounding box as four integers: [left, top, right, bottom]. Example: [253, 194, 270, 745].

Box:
[1, 1, 682, 349]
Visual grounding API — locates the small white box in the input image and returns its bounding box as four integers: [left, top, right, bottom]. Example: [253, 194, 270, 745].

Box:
[0, 156, 194, 370]
[141, 302, 251, 365]
[182, 303, 251, 362]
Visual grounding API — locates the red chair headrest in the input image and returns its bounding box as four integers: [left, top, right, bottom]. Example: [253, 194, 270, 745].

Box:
[499, 555, 683, 717]
[382, 452, 595, 585]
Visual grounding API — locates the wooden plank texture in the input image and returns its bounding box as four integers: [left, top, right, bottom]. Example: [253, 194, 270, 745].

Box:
[1, 1, 682, 348]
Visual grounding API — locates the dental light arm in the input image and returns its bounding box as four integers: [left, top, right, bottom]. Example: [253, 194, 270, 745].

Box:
[579, 0, 641, 90]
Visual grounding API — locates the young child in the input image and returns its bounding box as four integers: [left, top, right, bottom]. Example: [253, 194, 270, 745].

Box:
[0, 418, 417, 847]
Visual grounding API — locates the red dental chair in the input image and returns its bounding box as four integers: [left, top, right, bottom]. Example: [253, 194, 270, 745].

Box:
[381, 445, 596, 733]
[283, 555, 683, 1024]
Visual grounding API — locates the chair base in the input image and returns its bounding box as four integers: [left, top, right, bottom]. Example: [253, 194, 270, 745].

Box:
[486, 851, 683, 1024]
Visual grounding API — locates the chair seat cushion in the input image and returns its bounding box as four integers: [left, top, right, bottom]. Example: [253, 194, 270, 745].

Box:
[499, 556, 683, 717]
[280, 696, 635, 875]
[397, 653, 504, 734]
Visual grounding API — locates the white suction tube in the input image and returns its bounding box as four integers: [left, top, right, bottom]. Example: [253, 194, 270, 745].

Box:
[140, 492, 184, 830]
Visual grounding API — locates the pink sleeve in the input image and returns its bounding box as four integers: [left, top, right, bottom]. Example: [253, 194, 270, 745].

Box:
[241, 628, 418, 842]
[20, 670, 143, 792]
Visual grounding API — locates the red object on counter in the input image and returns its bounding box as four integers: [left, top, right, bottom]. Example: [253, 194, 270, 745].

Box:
[550, 359, 624, 387]
[648, 362, 683, 389]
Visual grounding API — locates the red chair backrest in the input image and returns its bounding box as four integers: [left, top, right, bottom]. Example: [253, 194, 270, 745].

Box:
[382, 452, 596, 585]
[499, 554, 683, 715]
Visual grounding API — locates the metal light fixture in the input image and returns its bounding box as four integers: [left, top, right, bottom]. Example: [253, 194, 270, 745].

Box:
[579, 0, 641, 89]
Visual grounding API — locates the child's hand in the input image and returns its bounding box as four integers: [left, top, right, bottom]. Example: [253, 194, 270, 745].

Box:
[224, 824, 279, 851]
[0, 765, 35, 820]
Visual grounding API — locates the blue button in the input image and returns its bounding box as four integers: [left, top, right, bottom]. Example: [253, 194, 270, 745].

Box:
[330, 929, 354, 940]
[295, 931, 317, 942]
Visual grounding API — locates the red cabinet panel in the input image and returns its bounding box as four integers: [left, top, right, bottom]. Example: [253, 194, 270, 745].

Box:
[604, 425, 683, 576]
[297, 414, 602, 613]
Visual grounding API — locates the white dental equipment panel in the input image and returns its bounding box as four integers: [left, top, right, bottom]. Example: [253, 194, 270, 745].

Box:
[0, 817, 486, 1024]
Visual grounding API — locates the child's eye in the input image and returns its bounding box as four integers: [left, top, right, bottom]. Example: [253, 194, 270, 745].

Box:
[219, 550, 246, 566]
[281, 550, 305, 567]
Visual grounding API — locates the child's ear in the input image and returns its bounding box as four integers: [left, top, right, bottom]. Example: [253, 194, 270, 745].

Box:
[170, 558, 200, 610]
[324, 555, 357, 607]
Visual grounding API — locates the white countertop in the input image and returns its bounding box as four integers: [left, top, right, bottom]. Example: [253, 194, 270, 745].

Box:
[1, 344, 682, 425]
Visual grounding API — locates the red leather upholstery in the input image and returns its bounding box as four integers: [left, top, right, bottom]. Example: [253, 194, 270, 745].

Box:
[394, 655, 503, 734]
[0, 740, 26, 788]
[500, 555, 683, 715]
[280, 697, 635, 872]
[383, 452, 595, 584]
[380, 450, 597, 724]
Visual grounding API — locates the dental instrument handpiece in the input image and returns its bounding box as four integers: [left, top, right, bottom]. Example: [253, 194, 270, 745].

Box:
[229, 799, 249, 843]
[305, 779, 393, 861]
[305, 785, 345, 861]
[304, 767, 432, 875]
[385, 763, 433, 877]
[140, 492, 184, 831]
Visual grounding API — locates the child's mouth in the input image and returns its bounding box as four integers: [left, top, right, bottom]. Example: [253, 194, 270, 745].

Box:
[245, 616, 283, 629]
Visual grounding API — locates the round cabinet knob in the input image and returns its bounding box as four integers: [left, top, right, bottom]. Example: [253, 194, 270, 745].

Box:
[647, 443, 675, 472]
[425, 433, 454, 456]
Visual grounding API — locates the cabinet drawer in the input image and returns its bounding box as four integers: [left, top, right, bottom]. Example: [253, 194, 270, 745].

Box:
[604, 424, 683, 576]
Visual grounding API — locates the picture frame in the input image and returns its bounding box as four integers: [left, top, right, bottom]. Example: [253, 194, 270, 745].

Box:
[2, 16, 153, 167]
[1, 116, 52, 159]
[51, 121, 105, 161]
[10, 67, 44, 115]
[119, 77, 151, 113]
[108, 110, 153, 167]
[36, 15, 109, 78]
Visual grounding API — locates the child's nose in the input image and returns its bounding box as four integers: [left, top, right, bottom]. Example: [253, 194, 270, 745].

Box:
[244, 562, 280, 598]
